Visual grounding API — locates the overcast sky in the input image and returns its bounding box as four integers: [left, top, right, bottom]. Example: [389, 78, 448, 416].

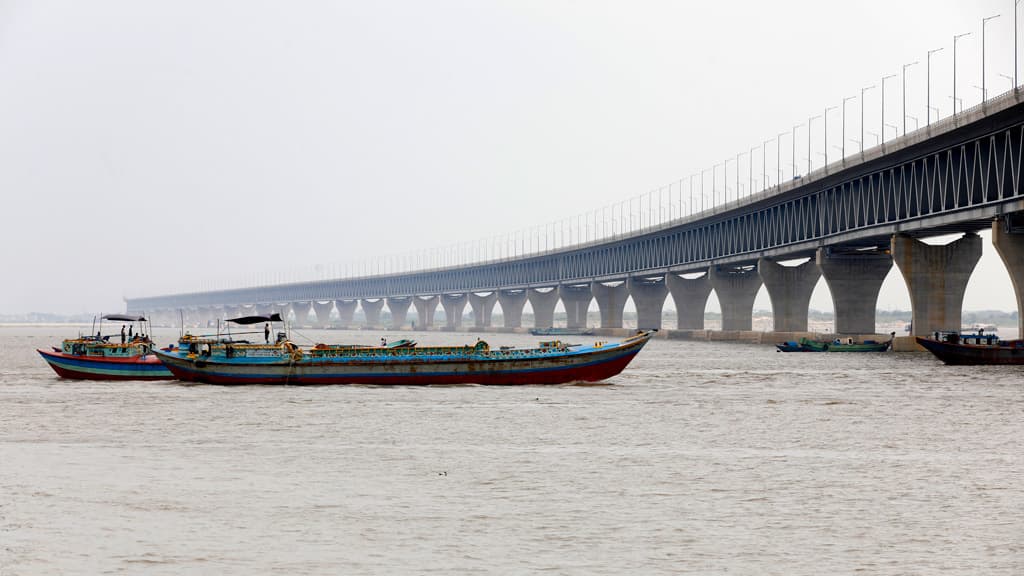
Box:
[0, 0, 1019, 315]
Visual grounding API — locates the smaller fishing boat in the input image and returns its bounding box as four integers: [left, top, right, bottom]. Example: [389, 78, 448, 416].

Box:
[37, 314, 173, 380]
[529, 327, 595, 336]
[916, 331, 1024, 365]
[776, 332, 895, 353]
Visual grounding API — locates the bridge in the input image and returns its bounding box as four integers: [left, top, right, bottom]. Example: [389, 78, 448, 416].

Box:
[127, 90, 1024, 339]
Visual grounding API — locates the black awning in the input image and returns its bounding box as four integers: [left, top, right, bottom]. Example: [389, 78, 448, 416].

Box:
[226, 313, 283, 325]
[103, 314, 146, 322]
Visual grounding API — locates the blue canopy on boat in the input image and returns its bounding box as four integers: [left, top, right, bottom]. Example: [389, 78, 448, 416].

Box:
[226, 313, 283, 325]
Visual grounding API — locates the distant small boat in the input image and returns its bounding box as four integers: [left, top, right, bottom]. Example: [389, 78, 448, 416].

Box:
[37, 314, 173, 380]
[916, 331, 1024, 365]
[777, 332, 895, 353]
[529, 327, 595, 336]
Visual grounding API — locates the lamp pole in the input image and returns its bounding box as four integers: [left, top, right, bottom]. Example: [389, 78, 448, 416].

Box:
[841, 96, 855, 162]
[749, 147, 756, 196]
[824, 106, 836, 166]
[983, 15, 1002, 103]
[953, 32, 972, 114]
[791, 124, 801, 177]
[700, 169, 706, 212]
[902, 61, 918, 135]
[1017, 0, 1022, 88]
[860, 86, 874, 153]
[881, 74, 896, 143]
[776, 132, 786, 186]
[927, 48, 943, 125]
[763, 139, 771, 188]
[808, 115, 820, 174]
[735, 153, 741, 200]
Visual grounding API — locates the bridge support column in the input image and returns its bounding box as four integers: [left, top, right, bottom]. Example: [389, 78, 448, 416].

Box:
[527, 288, 559, 329]
[666, 273, 712, 330]
[758, 258, 821, 332]
[312, 301, 334, 327]
[709, 266, 763, 331]
[816, 248, 892, 334]
[335, 299, 357, 327]
[992, 218, 1024, 338]
[360, 299, 385, 328]
[413, 295, 439, 330]
[558, 284, 592, 329]
[441, 293, 467, 330]
[497, 289, 527, 328]
[386, 297, 412, 330]
[591, 282, 628, 328]
[892, 233, 982, 337]
[290, 302, 312, 326]
[628, 277, 669, 330]
[468, 292, 498, 328]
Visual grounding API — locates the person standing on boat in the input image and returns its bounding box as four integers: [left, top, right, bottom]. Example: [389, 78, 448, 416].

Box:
[264, 323, 270, 344]
[120, 325, 126, 344]
[128, 325, 133, 340]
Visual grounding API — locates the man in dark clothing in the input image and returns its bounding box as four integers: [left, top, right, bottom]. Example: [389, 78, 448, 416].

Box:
[264, 323, 270, 343]
[120, 325, 126, 344]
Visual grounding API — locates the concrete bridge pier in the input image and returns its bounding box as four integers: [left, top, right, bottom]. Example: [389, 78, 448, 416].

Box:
[468, 292, 498, 328]
[558, 284, 592, 329]
[528, 288, 559, 329]
[816, 248, 892, 334]
[709, 266, 763, 331]
[992, 218, 1024, 338]
[497, 289, 527, 328]
[591, 282, 628, 328]
[413, 295, 439, 330]
[386, 297, 412, 330]
[312, 301, 334, 327]
[360, 299, 385, 329]
[335, 299, 358, 328]
[628, 277, 668, 330]
[666, 272, 712, 330]
[892, 233, 982, 337]
[758, 258, 821, 332]
[290, 301, 312, 326]
[441, 293, 467, 330]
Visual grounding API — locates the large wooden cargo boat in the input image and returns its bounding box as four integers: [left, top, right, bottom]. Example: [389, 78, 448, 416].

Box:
[154, 325, 654, 385]
[37, 314, 173, 380]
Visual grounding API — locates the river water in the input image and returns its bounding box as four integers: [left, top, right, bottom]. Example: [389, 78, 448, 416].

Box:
[1, 325, 1022, 575]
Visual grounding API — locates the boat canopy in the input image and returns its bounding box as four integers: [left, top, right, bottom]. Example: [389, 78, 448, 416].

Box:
[102, 314, 147, 322]
[226, 313, 283, 325]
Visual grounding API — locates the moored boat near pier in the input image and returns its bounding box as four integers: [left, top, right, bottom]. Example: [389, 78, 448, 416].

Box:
[916, 331, 1024, 365]
[776, 332, 895, 353]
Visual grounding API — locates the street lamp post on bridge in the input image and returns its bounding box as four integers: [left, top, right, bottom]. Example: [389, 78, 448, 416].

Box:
[777, 132, 786, 186]
[749, 147, 757, 197]
[953, 32, 972, 115]
[982, 14, 1001, 104]
[841, 96, 856, 163]
[902, 61, 919, 136]
[824, 106, 836, 166]
[807, 115, 820, 174]
[927, 47, 943, 126]
[763, 139, 772, 189]
[860, 85, 875, 154]
[881, 73, 896, 142]
[792, 123, 802, 178]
